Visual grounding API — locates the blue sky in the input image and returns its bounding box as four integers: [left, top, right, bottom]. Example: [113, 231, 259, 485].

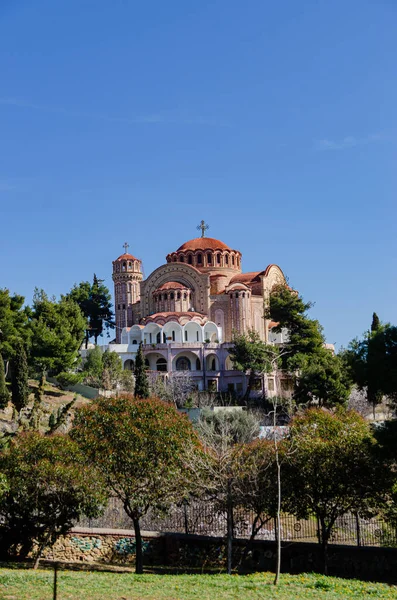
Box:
[0, 0, 396, 349]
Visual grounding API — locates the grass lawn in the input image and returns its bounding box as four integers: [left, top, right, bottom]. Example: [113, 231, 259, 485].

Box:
[0, 569, 397, 599]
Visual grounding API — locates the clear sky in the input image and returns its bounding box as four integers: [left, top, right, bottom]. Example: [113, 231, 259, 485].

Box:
[1, 0, 396, 349]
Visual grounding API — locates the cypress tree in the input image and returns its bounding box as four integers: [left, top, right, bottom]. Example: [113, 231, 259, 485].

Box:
[371, 312, 381, 332]
[11, 339, 29, 412]
[0, 352, 10, 409]
[134, 343, 149, 399]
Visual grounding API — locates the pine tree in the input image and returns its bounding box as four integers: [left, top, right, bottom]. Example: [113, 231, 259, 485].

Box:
[134, 343, 149, 399]
[0, 352, 10, 409]
[11, 339, 29, 412]
[371, 312, 381, 332]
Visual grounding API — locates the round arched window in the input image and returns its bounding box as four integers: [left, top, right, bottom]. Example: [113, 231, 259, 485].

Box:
[156, 358, 167, 372]
[176, 357, 191, 371]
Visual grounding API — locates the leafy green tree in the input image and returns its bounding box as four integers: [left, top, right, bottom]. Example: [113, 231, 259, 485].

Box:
[344, 316, 397, 416]
[29, 289, 86, 376]
[0, 353, 10, 410]
[134, 343, 149, 399]
[0, 289, 29, 362]
[71, 395, 199, 573]
[10, 339, 29, 413]
[83, 345, 103, 386]
[0, 431, 106, 566]
[101, 349, 123, 390]
[67, 275, 114, 345]
[229, 330, 279, 399]
[265, 285, 324, 358]
[266, 285, 351, 407]
[286, 408, 385, 574]
[294, 350, 351, 407]
[371, 312, 381, 332]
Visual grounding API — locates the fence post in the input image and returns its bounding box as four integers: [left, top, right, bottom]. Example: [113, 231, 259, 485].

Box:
[355, 513, 361, 547]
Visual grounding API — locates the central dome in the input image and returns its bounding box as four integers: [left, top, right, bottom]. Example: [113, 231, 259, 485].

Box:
[177, 237, 231, 252]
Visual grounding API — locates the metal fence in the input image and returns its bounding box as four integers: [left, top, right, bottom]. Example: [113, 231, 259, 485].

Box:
[77, 498, 397, 548]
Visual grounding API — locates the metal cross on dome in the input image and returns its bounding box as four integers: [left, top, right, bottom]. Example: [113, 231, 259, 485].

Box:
[123, 242, 129, 253]
[197, 220, 209, 238]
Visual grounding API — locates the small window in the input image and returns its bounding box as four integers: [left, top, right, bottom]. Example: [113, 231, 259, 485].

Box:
[170, 292, 174, 300]
[207, 253, 212, 265]
[235, 293, 239, 298]
[225, 254, 229, 265]
[185, 330, 188, 341]
[197, 253, 202, 264]
[122, 262, 126, 271]
[163, 333, 166, 343]
[128, 261, 132, 268]
[188, 254, 193, 265]
[196, 358, 201, 370]
[211, 358, 216, 371]
[184, 293, 187, 300]
[196, 331, 199, 341]
[117, 304, 120, 310]
[156, 332, 161, 344]
[217, 254, 221, 265]
[164, 293, 168, 300]
[232, 256, 235, 265]
[177, 292, 181, 299]
[132, 339, 137, 345]
[180, 256, 184, 262]
[149, 333, 152, 343]
[172, 330, 175, 341]
[123, 304, 126, 309]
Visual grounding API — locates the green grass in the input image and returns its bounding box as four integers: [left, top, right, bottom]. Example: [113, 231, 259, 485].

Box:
[0, 569, 397, 599]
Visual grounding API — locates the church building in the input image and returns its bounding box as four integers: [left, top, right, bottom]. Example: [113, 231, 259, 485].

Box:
[108, 222, 289, 396]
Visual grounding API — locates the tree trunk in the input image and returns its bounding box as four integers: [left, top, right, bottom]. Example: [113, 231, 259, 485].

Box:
[320, 520, 329, 575]
[273, 399, 282, 586]
[226, 485, 233, 575]
[132, 516, 144, 574]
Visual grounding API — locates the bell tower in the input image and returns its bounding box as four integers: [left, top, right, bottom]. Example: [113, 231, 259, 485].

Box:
[112, 243, 143, 343]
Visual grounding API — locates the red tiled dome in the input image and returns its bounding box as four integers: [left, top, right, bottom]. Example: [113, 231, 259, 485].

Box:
[114, 252, 140, 262]
[177, 237, 231, 252]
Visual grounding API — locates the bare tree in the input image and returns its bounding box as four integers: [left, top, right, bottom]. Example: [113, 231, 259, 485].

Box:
[186, 409, 260, 574]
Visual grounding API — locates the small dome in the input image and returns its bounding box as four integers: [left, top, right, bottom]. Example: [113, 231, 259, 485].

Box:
[177, 237, 231, 252]
[114, 252, 140, 262]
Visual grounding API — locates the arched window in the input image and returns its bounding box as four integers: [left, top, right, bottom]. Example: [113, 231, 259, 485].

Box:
[132, 339, 138, 345]
[225, 254, 229, 265]
[235, 292, 239, 298]
[164, 293, 168, 300]
[122, 262, 126, 271]
[207, 253, 212, 265]
[180, 256, 184, 262]
[177, 292, 181, 299]
[156, 358, 167, 372]
[196, 358, 201, 370]
[184, 330, 188, 342]
[196, 331, 199, 341]
[211, 358, 216, 371]
[156, 332, 161, 344]
[232, 255, 235, 265]
[163, 332, 166, 343]
[128, 261, 132, 268]
[188, 254, 193, 265]
[170, 292, 174, 300]
[172, 330, 175, 341]
[184, 293, 187, 300]
[176, 357, 191, 371]
[197, 253, 202, 264]
[217, 254, 221, 265]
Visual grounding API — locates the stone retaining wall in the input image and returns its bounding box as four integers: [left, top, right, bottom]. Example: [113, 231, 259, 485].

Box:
[42, 528, 397, 582]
